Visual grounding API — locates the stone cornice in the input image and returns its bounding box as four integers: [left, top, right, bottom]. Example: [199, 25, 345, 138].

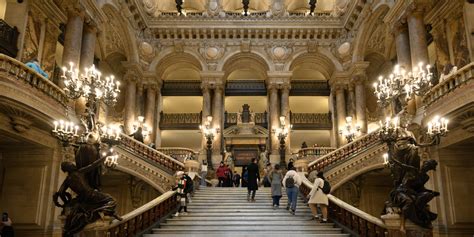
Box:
[266, 71, 292, 88]
[424, 0, 463, 28]
[200, 71, 225, 87]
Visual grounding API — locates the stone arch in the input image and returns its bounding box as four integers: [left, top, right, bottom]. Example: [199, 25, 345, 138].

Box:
[288, 52, 337, 79]
[352, 4, 391, 62]
[332, 163, 386, 191]
[220, 52, 271, 80]
[99, 4, 139, 63]
[154, 52, 204, 80]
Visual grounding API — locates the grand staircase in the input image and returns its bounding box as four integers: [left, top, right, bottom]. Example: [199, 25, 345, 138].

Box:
[145, 187, 349, 237]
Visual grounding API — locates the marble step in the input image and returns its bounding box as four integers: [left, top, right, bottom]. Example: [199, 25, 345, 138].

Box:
[153, 226, 343, 232]
[162, 221, 334, 226]
[144, 233, 349, 237]
[167, 216, 322, 221]
[168, 211, 312, 216]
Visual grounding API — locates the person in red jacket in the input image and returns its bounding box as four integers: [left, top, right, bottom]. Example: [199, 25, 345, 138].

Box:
[216, 162, 227, 187]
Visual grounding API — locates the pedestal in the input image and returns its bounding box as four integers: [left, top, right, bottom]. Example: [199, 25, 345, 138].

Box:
[381, 213, 433, 237]
[59, 215, 114, 237]
[184, 160, 201, 173]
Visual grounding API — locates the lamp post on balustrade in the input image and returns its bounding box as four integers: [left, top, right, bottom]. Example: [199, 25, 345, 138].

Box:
[200, 115, 219, 171]
[273, 116, 292, 168]
[339, 116, 361, 143]
[374, 62, 449, 230]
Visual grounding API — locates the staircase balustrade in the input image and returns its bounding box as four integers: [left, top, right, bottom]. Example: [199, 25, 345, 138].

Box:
[297, 147, 336, 160]
[106, 191, 178, 237]
[156, 147, 198, 162]
[423, 62, 474, 107]
[0, 54, 68, 107]
[308, 130, 381, 173]
[119, 134, 184, 172]
[300, 178, 387, 237]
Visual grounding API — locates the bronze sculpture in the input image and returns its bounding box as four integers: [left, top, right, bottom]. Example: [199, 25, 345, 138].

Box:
[53, 144, 121, 237]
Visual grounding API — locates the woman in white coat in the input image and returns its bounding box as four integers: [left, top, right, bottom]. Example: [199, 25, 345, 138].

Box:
[307, 171, 329, 222]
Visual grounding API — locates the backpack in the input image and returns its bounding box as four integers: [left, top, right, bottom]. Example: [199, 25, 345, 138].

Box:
[184, 175, 193, 193]
[321, 179, 331, 194]
[285, 176, 295, 188]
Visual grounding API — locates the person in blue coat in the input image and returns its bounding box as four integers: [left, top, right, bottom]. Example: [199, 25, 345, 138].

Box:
[25, 58, 49, 79]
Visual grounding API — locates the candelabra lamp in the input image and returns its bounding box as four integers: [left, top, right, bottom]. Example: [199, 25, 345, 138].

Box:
[374, 62, 448, 229]
[339, 116, 360, 143]
[200, 116, 219, 170]
[273, 116, 292, 167]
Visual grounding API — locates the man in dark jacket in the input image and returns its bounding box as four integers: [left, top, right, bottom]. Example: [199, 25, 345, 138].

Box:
[246, 158, 260, 202]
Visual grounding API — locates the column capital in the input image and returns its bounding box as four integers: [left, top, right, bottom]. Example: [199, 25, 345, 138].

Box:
[65, 2, 86, 20]
[392, 20, 409, 36]
[406, 0, 430, 17]
[123, 64, 143, 83]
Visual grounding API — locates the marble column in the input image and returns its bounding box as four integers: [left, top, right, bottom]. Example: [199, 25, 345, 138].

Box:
[201, 84, 212, 152]
[394, 22, 412, 70]
[79, 23, 97, 69]
[61, 8, 85, 88]
[348, 83, 356, 119]
[211, 85, 224, 156]
[154, 84, 163, 147]
[354, 77, 368, 134]
[124, 75, 137, 134]
[135, 83, 144, 117]
[407, 8, 429, 112]
[268, 85, 280, 163]
[280, 84, 291, 154]
[144, 85, 156, 144]
[335, 85, 347, 147]
[329, 90, 338, 147]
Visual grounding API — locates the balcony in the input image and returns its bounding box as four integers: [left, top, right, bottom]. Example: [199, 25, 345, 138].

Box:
[290, 112, 332, 130]
[0, 20, 19, 58]
[159, 112, 202, 130]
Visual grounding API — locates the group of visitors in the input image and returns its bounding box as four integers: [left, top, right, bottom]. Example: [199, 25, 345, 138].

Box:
[248, 159, 330, 223]
[216, 162, 242, 187]
[173, 171, 194, 217]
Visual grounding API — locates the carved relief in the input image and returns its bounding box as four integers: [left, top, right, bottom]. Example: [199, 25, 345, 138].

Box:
[142, 0, 161, 17]
[367, 24, 386, 53]
[206, 0, 222, 17]
[40, 21, 60, 78]
[448, 13, 470, 68]
[103, 10, 125, 56]
[266, 44, 293, 71]
[21, 9, 43, 62]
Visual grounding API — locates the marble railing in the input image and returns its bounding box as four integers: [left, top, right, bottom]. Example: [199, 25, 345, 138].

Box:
[308, 131, 381, 174]
[300, 178, 387, 236]
[156, 147, 198, 162]
[160, 112, 201, 129]
[290, 112, 332, 129]
[118, 134, 184, 173]
[423, 62, 474, 107]
[297, 147, 336, 161]
[0, 54, 68, 107]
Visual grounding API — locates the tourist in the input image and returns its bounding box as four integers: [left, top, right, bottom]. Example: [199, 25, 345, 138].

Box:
[184, 171, 194, 203]
[246, 158, 260, 202]
[173, 171, 188, 216]
[0, 213, 14, 237]
[307, 171, 330, 223]
[287, 158, 295, 171]
[282, 168, 302, 215]
[216, 162, 227, 187]
[241, 166, 248, 188]
[25, 58, 49, 79]
[233, 170, 241, 187]
[225, 165, 233, 187]
[129, 127, 144, 143]
[269, 164, 283, 209]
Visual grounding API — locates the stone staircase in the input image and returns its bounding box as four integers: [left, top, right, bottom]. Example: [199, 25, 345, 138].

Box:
[144, 187, 349, 237]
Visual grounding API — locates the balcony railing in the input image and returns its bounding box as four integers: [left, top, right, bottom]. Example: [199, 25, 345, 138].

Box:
[297, 147, 336, 161]
[224, 111, 268, 128]
[423, 62, 474, 107]
[308, 130, 381, 173]
[290, 112, 332, 129]
[299, 178, 387, 236]
[159, 112, 202, 130]
[119, 133, 184, 173]
[0, 54, 68, 107]
[156, 147, 198, 162]
[0, 20, 19, 57]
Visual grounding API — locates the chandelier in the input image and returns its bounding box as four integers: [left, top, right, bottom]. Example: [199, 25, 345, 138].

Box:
[373, 63, 433, 107]
[273, 116, 292, 140]
[339, 116, 360, 142]
[62, 63, 120, 106]
[53, 62, 122, 168]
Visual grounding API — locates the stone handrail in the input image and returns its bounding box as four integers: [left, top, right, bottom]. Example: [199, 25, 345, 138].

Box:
[297, 147, 336, 160]
[300, 178, 387, 236]
[106, 191, 178, 236]
[0, 53, 68, 107]
[156, 147, 198, 163]
[308, 130, 381, 173]
[119, 134, 184, 173]
[423, 62, 474, 107]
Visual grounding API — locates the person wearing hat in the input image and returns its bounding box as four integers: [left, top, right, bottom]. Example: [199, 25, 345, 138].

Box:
[173, 171, 188, 216]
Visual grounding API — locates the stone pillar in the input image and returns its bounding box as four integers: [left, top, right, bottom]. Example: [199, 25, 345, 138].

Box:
[280, 84, 291, 154]
[201, 84, 212, 153]
[211, 85, 224, 165]
[154, 84, 163, 147]
[79, 23, 97, 69]
[135, 83, 144, 117]
[335, 85, 347, 147]
[61, 8, 85, 88]
[407, 8, 429, 112]
[354, 77, 368, 134]
[394, 22, 412, 70]
[124, 75, 137, 134]
[268, 84, 280, 164]
[144, 85, 156, 144]
[348, 83, 356, 118]
[329, 90, 338, 147]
